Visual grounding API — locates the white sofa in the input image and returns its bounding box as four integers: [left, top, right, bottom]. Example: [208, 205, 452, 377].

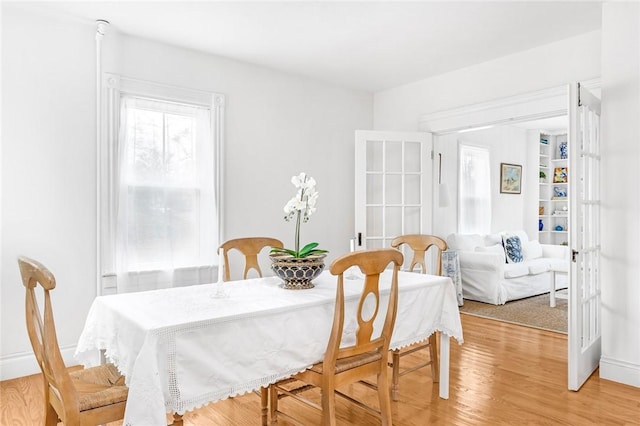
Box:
[446, 230, 569, 305]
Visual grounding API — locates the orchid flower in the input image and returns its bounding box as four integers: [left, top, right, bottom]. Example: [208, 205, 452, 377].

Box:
[271, 172, 328, 258]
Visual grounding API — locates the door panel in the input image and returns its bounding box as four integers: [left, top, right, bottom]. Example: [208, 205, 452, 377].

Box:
[568, 82, 602, 391]
[355, 131, 433, 266]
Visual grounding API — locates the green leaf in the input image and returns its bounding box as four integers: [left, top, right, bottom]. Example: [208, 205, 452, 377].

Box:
[271, 243, 328, 258]
[270, 247, 298, 257]
[298, 244, 328, 258]
[302, 249, 328, 257]
[298, 242, 320, 256]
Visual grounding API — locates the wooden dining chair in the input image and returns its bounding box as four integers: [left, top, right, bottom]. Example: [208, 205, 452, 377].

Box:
[218, 237, 283, 281]
[18, 256, 128, 426]
[266, 248, 403, 426]
[389, 234, 447, 400]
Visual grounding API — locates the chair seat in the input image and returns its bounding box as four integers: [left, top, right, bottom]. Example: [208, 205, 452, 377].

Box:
[309, 351, 383, 375]
[69, 363, 128, 412]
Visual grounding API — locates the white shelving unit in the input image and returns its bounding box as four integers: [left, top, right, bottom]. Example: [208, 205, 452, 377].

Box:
[538, 133, 569, 246]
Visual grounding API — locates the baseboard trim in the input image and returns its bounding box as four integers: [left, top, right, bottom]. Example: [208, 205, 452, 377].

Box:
[600, 356, 640, 388]
[0, 344, 78, 381]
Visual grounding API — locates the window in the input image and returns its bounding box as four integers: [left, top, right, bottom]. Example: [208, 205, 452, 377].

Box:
[458, 143, 491, 234]
[120, 96, 214, 270]
[102, 75, 224, 292]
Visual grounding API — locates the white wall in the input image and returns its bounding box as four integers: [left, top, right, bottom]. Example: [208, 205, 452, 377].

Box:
[599, 2, 640, 388]
[433, 126, 533, 240]
[1, 5, 98, 379]
[0, 5, 372, 379]
[374, 30, 601, 132]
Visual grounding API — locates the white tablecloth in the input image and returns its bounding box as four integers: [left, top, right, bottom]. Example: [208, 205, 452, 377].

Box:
[75, 270, 463, 426]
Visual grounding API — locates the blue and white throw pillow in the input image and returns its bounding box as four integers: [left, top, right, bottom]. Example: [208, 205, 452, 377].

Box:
[502, 235, 524, 264]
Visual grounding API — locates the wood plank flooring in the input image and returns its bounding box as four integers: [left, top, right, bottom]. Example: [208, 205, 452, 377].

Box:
[1, 314, 638, 425]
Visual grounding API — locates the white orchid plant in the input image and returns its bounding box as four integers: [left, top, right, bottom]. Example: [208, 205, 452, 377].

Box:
[270, 172, 328, 258]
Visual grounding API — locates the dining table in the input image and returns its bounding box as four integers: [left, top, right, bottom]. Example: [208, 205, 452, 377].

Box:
[75, 269, 463, 425]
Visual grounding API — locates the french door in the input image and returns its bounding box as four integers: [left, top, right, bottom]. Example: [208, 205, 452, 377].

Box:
[568, 82, 602, 390]
[354, 130, 433, 265]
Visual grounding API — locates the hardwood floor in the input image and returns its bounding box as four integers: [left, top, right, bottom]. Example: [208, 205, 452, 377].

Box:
[1, 314, 638, 425]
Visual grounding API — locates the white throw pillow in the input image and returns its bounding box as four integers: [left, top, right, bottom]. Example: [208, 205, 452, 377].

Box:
[527, 240, 543, 260]
[475, 244, 507, 263]
[484, 234, 502, 246]
[447, 233, 485, 251]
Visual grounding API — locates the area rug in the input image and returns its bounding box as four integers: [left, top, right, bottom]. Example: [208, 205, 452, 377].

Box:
[459, 291, 567, 334]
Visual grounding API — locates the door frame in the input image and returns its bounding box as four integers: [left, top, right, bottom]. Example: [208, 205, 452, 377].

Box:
[419, 79, 601, 391]
[418, 79, 599, 135]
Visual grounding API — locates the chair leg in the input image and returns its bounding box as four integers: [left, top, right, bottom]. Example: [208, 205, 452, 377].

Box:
[44, 402, 57, 426]
[320, 384, 337, 426]
[268, 384, 278, 425]
[429, 333, 440, 383]
[391, 349, 400, 401]
[171, 413, 184, 425]
[377, 368, 393, 426]
[260, 387, 268, 426]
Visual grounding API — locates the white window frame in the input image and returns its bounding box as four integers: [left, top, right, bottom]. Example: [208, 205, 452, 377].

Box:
[99, 73, 225, 293]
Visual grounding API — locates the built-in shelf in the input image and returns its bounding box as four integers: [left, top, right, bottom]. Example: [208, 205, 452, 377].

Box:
[538, 133, 568, 245]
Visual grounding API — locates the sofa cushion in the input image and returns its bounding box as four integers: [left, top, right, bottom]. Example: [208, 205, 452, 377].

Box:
[527, 258, 551, 275]
[526, 240, 543, 260]
[447, 233, 485, 251]
[502, 235, 524, 263]
[548, 258, 569, 272]
[504, 263, 529, 278]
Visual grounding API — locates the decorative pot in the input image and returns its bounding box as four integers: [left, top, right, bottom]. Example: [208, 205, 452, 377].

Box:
[539, 219, 544, 231]
[559, 142, 568, 159]
[270, 253, 326, 290]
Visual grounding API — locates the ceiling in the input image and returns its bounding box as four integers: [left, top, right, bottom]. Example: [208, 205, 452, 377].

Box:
[17, 1, 602, 93]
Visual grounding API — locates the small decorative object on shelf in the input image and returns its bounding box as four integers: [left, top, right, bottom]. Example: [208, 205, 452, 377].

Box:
[555, 225, 564, 231]
[559, 141, 568, 159]
[554, 187, 567, 198]
[540, 137, 549, 144]
[539, 206, 544, 215]
[539, 219, 544, 231]
[270, 172, 328, 289]
[553, 167, 568, 183]
[539, 170, 546, 182]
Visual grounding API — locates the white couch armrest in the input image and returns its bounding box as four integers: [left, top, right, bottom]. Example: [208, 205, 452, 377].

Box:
[541, 244, 570, 260]
[457, 251, 506, 304]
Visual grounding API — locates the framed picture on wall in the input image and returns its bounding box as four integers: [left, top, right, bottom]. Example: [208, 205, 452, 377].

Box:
[500, 163, 522, 194]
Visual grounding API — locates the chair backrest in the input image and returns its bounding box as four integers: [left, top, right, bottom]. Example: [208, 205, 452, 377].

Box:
[326, 249, 403, 368]
[18, 256, 78, 415]
[218, 237, 283, 281]
[391, 234, 447, 274]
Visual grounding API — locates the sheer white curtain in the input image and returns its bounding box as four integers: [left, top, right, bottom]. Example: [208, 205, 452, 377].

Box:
[115, 96, 217, 292]
[458, 143, 491, 234]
